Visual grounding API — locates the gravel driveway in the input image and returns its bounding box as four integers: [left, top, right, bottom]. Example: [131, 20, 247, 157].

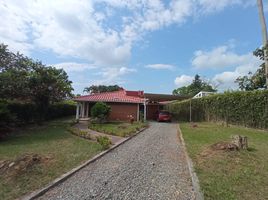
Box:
[36, 122, 195, 200]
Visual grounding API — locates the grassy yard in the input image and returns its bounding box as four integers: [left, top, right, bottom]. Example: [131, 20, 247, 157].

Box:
[0, 117, 102, 200]
[89, 121, 147, 137]
[180, 122, 268, 200]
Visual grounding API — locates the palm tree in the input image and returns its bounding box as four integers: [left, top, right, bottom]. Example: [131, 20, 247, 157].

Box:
[257, 0, 268, 88]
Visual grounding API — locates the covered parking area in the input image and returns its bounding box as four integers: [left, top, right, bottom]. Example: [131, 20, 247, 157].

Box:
[143, 93, 189, 120]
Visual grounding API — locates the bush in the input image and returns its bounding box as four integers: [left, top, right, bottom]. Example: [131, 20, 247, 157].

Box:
[7, 102, 38, 124]
[96, 136, 111, 150]
[166, 90, 268, 129]
[0, 100, 76, 126]
[46, 101, 76, 120]
[0, 101, 15, 125]
[91, 102, 111, 123]
[68, 127, 91, 139]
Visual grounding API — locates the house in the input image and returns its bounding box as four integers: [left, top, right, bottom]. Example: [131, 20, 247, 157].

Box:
[74, 89, 188, 121]
[193, 91, 216, 99]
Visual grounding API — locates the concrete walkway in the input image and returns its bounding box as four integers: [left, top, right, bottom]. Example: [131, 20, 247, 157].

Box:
[36, 122, 195, 200]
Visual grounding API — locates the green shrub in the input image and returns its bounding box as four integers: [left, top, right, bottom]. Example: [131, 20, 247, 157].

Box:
[68, 127, 91, 139]
[96, 136, 111, 149]
[7, 101, 38, 124]
[166, 90, 268, 129]
[1, 100, 76, 126]
[91, 102, 111, 123]
[67, 127, 80, 135]
[0, 101, 15, 124]
[46, 101, 76, 119]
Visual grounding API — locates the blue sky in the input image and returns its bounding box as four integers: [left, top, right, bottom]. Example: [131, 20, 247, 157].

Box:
[1, 0, 267, 94]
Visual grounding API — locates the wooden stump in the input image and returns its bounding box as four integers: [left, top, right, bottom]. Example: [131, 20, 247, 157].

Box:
[231, 135, 248, 150]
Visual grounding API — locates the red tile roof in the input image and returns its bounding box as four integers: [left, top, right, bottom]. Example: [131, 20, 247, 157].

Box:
[74, 90, 145, 104]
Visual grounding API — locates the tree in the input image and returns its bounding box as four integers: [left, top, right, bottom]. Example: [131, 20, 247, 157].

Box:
[91, 102, 111, 123]
[28, 65, 73, 120]
[235, 47, 266, 91]
[84, 85, 123, 94]
[0, 43, 73, 121]
[257, 0, 268, 88]
[172, 74, 216, 96]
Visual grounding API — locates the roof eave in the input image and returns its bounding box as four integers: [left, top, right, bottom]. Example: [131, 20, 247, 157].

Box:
[73, 99, 144, 104]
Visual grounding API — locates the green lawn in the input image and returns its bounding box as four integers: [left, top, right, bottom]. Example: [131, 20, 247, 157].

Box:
[180, 122, 268, 200]
[89, 121, 147, 137]
[0, 117, 102, 200]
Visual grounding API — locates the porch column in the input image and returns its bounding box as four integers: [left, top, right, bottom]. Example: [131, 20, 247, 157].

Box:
[81, 102, 85, 118]
[76, 102, 79, 120]
[137, 104, 139, 121]
[86, 102, 89, 117]
[144, 101, 147, 121]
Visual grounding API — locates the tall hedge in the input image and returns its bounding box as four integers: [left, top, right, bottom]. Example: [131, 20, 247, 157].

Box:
[166, 90, 268, 129]
[0, 100, 76, 126]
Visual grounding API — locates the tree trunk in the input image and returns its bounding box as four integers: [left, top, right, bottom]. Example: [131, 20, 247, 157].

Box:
[232, 135, 248, 150]
[257, 0, 268, 89]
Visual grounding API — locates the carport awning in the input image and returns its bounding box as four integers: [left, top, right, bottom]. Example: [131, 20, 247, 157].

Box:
[144, 93, 190, 102]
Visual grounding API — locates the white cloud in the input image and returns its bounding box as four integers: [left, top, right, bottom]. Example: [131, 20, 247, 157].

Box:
[192, 45, 259, 69]
[145, 64, 175, 70]
[212, 71, 240, 89]
[197, 0, 242, 13]
[212, 62, 261, 90]
[119, 67, 137, 74]
[0, 0, 130, 66]
[174, 75, 193, 87]
[94, 67, 137, 85]
[191, 41, 262, 90]
[52, 62, 96, 72]
[0, 0, 254, 68]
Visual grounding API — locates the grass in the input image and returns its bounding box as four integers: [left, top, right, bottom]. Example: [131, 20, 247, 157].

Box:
[180, 122, 268, 200]
[89, 121, 147, 137]
[0, 117, 102, 200]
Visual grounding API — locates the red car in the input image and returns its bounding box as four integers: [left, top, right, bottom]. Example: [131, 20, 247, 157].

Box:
[157, 110, 172, 122]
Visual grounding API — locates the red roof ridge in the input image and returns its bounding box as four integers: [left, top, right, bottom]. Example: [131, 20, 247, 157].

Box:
[90, 89, 124, 96]
[73, 89, 144, 103]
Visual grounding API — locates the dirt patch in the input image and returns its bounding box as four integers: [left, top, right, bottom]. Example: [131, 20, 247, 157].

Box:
[197, 141, 239, 164]
[190, 123, 198, 128]
[211, 141, 238, 151]
[0, 153, 53, 179]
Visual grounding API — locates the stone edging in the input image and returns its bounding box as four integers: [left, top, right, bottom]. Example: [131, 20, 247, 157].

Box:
[177, 124, 204, 200]
[20, 126, 148, 200]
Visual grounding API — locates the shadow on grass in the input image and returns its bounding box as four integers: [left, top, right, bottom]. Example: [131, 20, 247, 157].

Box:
[247, 147, 257, 152]
[0, 118, 74, 145]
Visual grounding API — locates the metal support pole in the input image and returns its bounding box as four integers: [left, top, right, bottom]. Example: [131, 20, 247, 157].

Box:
[144, 101, 147, 121]
[190, 99, 192, 122]
[257, 0, 268, 88]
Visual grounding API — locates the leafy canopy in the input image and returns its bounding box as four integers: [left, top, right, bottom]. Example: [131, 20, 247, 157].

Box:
[235, 46, 267, 91]
[0, 43, 73, 121]
[91, 102, 111, 123]
[172, 74, 216, 96]
[0, 43, 73, 103]
[84, 85, 123, 94]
